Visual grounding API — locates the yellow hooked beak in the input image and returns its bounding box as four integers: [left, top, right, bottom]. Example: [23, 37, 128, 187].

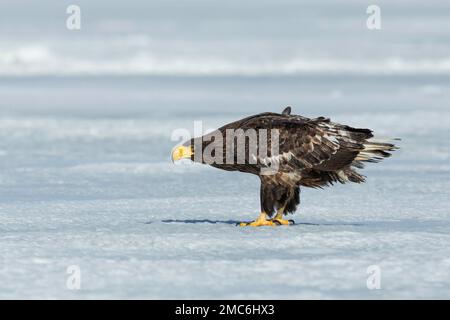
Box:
[171, 145, 193, 162]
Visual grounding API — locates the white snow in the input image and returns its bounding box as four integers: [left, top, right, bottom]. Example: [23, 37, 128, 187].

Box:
[1, 0, 450, 300]
[1, 99, 449, 299]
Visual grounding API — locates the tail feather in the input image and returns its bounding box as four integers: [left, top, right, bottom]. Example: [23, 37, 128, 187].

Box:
[354, 139, 399, 164]
[337, 138, 400, 185]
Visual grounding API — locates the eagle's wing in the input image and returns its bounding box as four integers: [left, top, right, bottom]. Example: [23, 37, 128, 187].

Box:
[261, 116, 373, 171]
[218, 111, 392, 174]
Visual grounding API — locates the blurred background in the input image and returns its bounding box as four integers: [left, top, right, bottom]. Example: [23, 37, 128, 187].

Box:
[0, 0, 449, 299]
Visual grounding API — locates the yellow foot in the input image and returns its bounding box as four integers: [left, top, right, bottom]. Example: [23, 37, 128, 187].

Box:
[269, 206, 295, 226]
[237, 212, 276, 227]
[237, 212, 295, 227]
[238, 220, 278, 227]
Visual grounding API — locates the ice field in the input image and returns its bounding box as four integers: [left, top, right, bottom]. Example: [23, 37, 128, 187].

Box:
[0, 0, 450, 299]
[1, 75, 449, 299]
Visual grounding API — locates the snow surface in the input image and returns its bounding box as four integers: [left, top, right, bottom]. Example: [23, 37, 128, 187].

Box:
[1, 0, 450, 299]
[1, 75, 449, 299]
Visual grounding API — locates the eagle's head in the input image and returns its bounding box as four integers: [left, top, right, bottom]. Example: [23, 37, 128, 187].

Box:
[171, 139, 195, 163]
[171, 131, 223, 164]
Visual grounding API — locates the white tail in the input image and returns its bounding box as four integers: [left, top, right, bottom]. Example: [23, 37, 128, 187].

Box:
[355, 139, 399, 163]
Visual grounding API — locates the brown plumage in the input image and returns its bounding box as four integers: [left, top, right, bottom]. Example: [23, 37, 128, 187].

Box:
[173, 106, 398, 225]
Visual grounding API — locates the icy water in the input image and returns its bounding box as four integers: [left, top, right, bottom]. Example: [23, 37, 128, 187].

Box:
[1, 0, 450, 299]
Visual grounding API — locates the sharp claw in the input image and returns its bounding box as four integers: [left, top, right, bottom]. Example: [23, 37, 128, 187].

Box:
[271, 218, 293, 226]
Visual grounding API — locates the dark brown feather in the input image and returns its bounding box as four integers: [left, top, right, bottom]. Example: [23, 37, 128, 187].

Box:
[186, 107, 397, 217]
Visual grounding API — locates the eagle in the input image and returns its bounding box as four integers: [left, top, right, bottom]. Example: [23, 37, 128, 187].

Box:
[171, 106, 397, 227]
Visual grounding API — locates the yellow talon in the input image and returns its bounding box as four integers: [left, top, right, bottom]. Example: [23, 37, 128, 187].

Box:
[269, 205, 295, 225]
[238, 212, 293, 227]
[272, 218, 292, 225]
[238, 212, 277, 227]
[238, 220, 277, 227]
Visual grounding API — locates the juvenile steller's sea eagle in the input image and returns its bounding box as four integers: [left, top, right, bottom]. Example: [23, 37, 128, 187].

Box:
[171, 107, 397, 227]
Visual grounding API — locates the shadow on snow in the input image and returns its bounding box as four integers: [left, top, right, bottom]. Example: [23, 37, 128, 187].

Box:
[145, 219, 365, 226]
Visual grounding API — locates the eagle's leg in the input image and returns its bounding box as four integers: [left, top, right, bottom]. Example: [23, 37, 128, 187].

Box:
[237, 212, 278, 227]
[271, 206, 295, 225]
